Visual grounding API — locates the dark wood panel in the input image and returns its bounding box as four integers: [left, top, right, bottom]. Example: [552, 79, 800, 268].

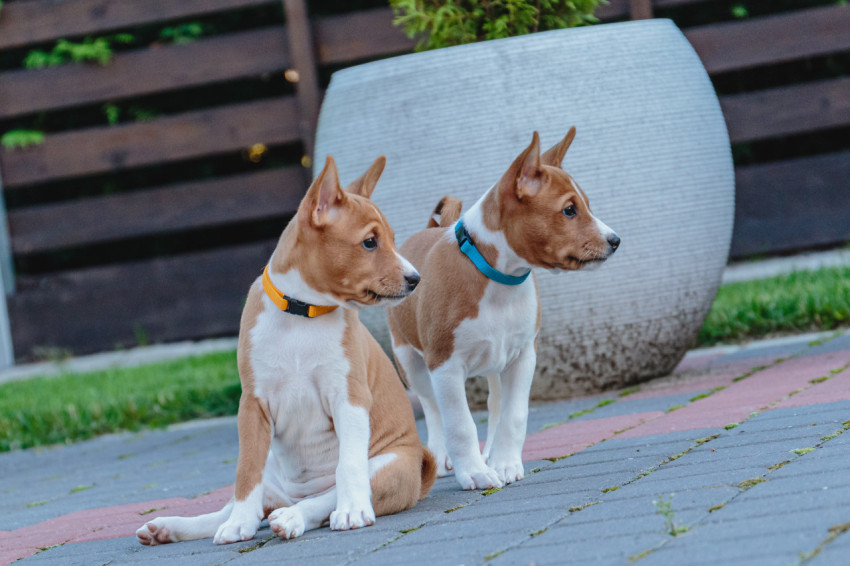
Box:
[8, 240, 279, 359]
[686, 5, 850, 74]
[0, 0, 276, 50]
[0, 97, 300, 188]
[721, 78, 850, 143]
[284, 0, 321, 160]
[314, 8, 415, 65]
[0, 28, 289, 119]
[9, 168, 306, 254]
[731, 151, 850, 258]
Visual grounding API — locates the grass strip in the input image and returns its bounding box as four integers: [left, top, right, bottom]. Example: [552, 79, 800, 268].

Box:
[0, 351, 240, 452]
[698, 266, 850, 346]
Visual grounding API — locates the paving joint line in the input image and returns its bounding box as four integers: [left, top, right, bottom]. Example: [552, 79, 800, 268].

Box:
[629, 417, 850, 564]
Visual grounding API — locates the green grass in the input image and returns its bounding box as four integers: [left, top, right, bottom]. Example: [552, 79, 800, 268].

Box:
[0, 351, 240, 452]
[698, 267, 850, 346]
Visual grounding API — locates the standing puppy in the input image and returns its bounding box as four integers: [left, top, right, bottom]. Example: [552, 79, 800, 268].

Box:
[138, 156, 436, 545]
[387, 129, 620, 490]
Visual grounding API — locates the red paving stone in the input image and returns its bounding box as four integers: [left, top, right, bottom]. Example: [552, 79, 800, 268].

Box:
[0, 487, 232, 565]
[618, 350, 850, 439]
[521, 412, 665, 461]
[772, 368, 850, 409]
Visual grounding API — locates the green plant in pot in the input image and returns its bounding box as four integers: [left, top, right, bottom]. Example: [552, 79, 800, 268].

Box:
[390, 0, 604, 50]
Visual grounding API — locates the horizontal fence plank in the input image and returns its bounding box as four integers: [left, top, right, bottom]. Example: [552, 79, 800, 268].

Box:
[722, 77, 850, 143]
[0, 97, 300, 188]
[8, 240, 278, 358]
[0, 0, 276, 50]
[0, 28, 289, 119]
[731, 151, 850, 258]
[9, 168, 306, 254]
[314, 8, 414, 65]
[686, 5, 850, 74]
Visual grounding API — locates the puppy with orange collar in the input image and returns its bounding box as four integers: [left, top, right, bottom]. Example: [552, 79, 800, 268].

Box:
[387, 129, 619, 490]
[137, 155, 436, 545]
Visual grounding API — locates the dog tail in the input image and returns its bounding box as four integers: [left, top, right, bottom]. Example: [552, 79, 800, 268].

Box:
[419, 447, 438, 500]
[427, 196, 463, 229]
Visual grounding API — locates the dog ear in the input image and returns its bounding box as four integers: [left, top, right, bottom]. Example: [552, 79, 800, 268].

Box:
[514, 131, 543, 200]
[541, 126, 576, 169]
[345, 155, 386, 199]
[304, 155, 345, 227]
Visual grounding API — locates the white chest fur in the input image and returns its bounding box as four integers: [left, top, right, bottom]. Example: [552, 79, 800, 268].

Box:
[249, 296, 351, 482]
[451, 279, 538, 377]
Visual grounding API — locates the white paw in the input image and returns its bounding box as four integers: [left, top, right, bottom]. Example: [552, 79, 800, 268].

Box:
[136, 519, 172, 546]
[433, 451, 454, 477]
[214, 518, 258, 545]
[490, 459, 524, 485]
[455, 464, 504, 491]
[330, 501, 375, 531]
[269, 507, 305, 540]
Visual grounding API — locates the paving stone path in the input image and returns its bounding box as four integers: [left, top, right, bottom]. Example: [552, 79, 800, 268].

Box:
[1, 332, 849, 565]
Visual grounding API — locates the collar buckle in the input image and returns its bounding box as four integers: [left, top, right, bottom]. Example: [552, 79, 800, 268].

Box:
[284, 297, 311, 317]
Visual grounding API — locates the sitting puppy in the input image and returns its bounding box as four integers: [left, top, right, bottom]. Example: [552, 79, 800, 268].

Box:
[387, 129, 619, 490]
[138, 155, 436, 545]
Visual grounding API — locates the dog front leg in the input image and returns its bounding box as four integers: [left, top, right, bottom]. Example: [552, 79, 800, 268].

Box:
[431, 365, 503, 490]
[214, 394, 271, 544]
[488, 347, 536, 485]
[329, 400, 375, 530]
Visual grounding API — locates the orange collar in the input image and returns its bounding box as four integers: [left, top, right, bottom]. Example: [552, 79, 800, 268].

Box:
[261, 265, 338, 318]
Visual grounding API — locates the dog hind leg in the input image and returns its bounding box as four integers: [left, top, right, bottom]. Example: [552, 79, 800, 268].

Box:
[137, 501, 234, 545]
[394, 344, 453, 476]
[481, 373, 501, 464]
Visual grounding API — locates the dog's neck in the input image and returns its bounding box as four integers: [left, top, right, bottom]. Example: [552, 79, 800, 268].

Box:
[459, 187, 533, 278]
[266, 225, 348, 312]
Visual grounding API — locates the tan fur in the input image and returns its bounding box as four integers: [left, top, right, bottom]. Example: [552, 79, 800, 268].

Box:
[427, 196, 463, 229]
[482, 131, 612, 271]
[388, 228, 498, 371]
[234, 282, 271, 501]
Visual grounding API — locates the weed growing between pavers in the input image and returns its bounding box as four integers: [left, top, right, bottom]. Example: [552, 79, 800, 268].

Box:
[653, 494, 689, 537]
[666, 404, 685, 413]
[619, 387, 641, 397]
[689, 386, 726, 403]
[628, 548, 654, 563]
[484, 550, 507, 561]
[797, 522, 850, 564]
[543, 454, 572, 463]
[567, 501, 601, 513]
[139, 507, 165, 515]
[601, 486, 620, 493]
[738, 478, 766, 491]
[791, 447, 815, 455]
[27, 500, 48, 508]
[733, 365, 768, 382]
[530, 528, 548, 537]
[768, 460, 791, 471]
[708, 503, 725, 513]
[481, 487, 503, 496]
[444, 505, 466, 513]
[69, 484, 94, 493]
[724, 422, 740, 430]
[237, 535, 276, 554]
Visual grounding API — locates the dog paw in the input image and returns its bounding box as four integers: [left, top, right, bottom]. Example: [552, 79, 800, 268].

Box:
[214, 518, 257, 545]
[330, 502, 375, 531]
[136, 520, 172, 546]
[269, 507, 306, 540]
[455, 465, 504, 491]
[490, 459, 524, 485]
[434, 452, 454, 477]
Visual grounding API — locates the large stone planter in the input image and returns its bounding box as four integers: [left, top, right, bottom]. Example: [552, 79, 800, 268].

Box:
[314, 19, 734, 403]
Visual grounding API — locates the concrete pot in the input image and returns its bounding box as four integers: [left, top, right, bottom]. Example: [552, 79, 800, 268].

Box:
[314, 19, 734, 404]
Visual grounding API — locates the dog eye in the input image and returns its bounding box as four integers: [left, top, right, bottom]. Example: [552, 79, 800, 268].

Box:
[362, 237, 377, 250]
[562, 205, 577, 218]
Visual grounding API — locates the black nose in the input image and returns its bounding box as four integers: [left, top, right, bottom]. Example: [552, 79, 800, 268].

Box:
[608, 233, 621, 252]
[405, 272, 420, 292]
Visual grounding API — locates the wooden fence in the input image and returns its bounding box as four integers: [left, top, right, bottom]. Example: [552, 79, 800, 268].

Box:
[0, 0, 848, 360]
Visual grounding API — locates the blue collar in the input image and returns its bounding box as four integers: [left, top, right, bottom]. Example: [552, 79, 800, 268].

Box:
[454, 219, 531, 286]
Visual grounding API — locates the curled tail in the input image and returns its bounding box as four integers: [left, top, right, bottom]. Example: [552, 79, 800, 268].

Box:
[426, 196, 463, 229]
[419, 447, 438, 500]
